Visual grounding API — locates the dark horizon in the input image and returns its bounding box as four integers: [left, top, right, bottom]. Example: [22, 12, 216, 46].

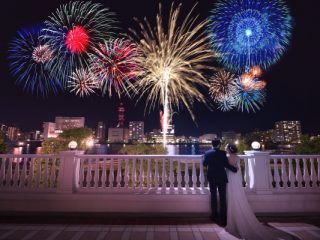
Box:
[1, 0, 319, 136]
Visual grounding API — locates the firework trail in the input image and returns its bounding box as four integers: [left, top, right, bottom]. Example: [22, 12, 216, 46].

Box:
[130, 3, 214, 145]
[209, 0, 292, 72]
[42, 1, 117, 86]
[89, 38, 140, 98]
[8, 25, 62, 96]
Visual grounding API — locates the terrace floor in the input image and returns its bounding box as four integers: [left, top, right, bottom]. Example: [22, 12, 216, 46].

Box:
[0, 215, 320, 240]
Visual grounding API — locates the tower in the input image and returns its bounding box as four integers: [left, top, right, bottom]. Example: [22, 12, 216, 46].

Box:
[117, 103, 125, 128]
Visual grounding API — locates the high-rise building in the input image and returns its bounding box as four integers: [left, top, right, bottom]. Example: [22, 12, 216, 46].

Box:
[7, 127, 20, 141]
[108, 128, 129, 143]
[55, 117, 85, 132]
[96, 121, 106, 143]
[28, 130, 41, 140]
[222, 131, 241, 144]
[275, 121, 302, 144]
[129, 121, 144, 142]
[117, 103, 125, 128]
[43, 122, 57, 139]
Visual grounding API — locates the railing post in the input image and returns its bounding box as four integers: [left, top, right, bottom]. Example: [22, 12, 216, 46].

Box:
[244, 151, 272, 193]
[57, 151, 84, 193]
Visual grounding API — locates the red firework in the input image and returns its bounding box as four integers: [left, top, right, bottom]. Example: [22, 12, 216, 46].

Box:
[65, 26, 89, 54]
[90, 38, 140, 97]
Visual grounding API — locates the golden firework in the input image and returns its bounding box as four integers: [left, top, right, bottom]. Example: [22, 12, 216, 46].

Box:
[130, 2, 214, 123]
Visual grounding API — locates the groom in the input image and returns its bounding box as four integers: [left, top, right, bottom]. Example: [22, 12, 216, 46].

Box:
[203, 139, 238, 226]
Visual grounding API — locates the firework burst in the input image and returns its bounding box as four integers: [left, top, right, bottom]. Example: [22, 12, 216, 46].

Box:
[42, 1, 117, 86]
[235, 78, 266, 113]
[89, 38, 140, 97]
[68, 68, 99, 97]
[209, 0, 292, 72]
[209, 70, 237, 102]
[8, 26, 62, 96]
[130, 3, 214, 121]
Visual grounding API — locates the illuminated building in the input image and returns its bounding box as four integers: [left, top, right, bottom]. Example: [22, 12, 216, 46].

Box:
[199, 134, 218, 143]
[222, 131, 241, 144]
[7, 127, 20, 141]
[129, 121, 144, 142]
[108, 128, 129, 143]
[96, 121, 106, 143]
[55, 117, 85, 132]
[43, 122, 57, 139]
[275, 121, 302, 144]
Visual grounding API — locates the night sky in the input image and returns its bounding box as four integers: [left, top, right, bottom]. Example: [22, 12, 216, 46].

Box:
[0, 0, 319, 136]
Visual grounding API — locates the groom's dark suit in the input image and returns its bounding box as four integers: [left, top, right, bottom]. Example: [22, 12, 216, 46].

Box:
[203, 148, 237, 225]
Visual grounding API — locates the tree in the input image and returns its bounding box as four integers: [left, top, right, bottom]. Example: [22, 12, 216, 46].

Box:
[41, 128, 93, 154]
[119, 144, 167, 155]
[0, 132, 9, 154]
[296, 135, 320, 154]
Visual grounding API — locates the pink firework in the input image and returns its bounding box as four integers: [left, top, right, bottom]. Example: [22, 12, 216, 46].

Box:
[32, 44, 53, 63]
[89, 38, 140, 97]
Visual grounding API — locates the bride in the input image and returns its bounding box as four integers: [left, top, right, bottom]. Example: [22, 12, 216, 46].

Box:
[224, 144, 296, 240]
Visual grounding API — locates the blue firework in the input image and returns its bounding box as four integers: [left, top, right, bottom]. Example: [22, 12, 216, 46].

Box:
[8, 25, 62, 96]
[235, 78, 266, 113]
[209, 0, 292, 72]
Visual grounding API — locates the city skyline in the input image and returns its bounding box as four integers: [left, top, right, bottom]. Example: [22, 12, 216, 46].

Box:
[0, 0, 319, 136]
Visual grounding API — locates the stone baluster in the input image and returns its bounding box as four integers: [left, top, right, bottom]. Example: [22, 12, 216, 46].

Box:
[27, 158, 34, 188]
[124, 159, 129, 189]
[36, 159, 42, 187]
[87, 158, 92, 188]
[177, 160, 182, 191]
[146, 159, 151, 190]
[94, 158, 99, 188]
[132, 159, 136, 189]
[317, 158, 320, 186]
[13, 158, 20, 188]
[310, 158, 317, 188]
[50, 158, 56, 188]
[287, 158, 294, 187]
[161, 159, 166, 191]
[273, 158, 281, 188]
[117, 158, 122, 188]
[20, 158, 27, 188]
[0, 157, 5, 187]
[303, 158, 311, 188]
[109, 158, 114, 188]
[244, 158, 250, 189]
[199, 158, 205, 190]
[281, 159, 288, 188]
[169, 159, 174, 191]
[192, 159, 197, 189]
[295, 158, 303, 188]
[184, 160, 190, 190]
[101, 159, 107, 188]
[154, 160, 159, 189]
[5, 158, 12, 187]
[139, 159, 144, 189]
[79, 159, 85, 187]
[42, 159, 48, 188]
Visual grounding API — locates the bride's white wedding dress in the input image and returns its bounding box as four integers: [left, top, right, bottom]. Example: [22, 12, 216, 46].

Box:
[225, 154, 295, 240]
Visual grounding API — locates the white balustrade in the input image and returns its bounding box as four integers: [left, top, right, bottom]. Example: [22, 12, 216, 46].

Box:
[1, 153, 319, 194]
[269, 155, 320, 190]
[0, 155, 59, 190]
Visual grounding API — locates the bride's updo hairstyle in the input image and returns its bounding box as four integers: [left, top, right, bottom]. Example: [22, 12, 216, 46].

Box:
[227, 144, 238, 154]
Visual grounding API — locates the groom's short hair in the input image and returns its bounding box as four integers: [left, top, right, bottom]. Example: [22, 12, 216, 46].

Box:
[212, 139, 221, 148]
